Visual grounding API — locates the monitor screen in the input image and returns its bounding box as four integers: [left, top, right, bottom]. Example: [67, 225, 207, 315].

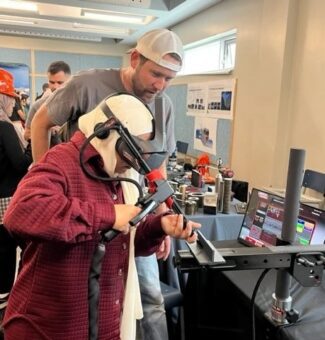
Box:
[238, 188, 325, 247]
[176, 141, 189, 155]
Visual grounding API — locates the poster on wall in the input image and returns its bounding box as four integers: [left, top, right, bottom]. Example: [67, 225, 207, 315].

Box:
[186, 79, 236, 119]
[186, 83, 207, 116]
[193, 116, 217, 155]
[206, 79, 235, 119]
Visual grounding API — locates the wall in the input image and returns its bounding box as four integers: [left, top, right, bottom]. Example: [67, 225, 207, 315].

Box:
[172, 0, 325, 191]
[1, 0, 324, 192]
[0, 35, 130, 98]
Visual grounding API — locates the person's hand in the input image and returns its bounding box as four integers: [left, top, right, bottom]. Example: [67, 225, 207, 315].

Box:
[161, 214, 201, 243]
[113, 204, 141, 233]
[155, 202, 168, 215]
[51, 125, 61, 135]
[156, 235, 171, 260]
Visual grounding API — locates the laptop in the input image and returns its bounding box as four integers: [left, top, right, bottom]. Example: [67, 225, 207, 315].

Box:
[237, 188, 325, 247]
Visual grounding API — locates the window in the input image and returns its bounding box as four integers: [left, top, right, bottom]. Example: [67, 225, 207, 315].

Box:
[178, 29, 237, 76]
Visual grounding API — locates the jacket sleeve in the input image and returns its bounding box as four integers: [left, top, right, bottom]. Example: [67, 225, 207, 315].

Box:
[3, 161, 116, 244]
[134, 213, 167, 257]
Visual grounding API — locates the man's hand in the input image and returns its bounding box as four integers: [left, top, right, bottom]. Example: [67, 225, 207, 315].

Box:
[156, 235, 171, 260]
[161, 214, 201, 243]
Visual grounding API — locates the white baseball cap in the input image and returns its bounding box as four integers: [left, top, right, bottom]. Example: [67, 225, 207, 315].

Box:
[132, 28, 184, 72]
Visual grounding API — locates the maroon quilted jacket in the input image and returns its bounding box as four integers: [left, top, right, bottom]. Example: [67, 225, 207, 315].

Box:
[3, 132, 165, 340]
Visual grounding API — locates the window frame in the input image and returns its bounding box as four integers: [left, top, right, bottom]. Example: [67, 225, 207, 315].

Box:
[178, 29, 237, 76]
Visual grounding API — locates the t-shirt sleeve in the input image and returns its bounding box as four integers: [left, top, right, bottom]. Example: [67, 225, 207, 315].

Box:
[45, 77, 82, 126]
[164, 95, 176, 155]
[26, 98, 45, 128]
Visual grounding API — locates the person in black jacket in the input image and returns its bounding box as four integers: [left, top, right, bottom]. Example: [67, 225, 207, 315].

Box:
[0, 68, 32, 334]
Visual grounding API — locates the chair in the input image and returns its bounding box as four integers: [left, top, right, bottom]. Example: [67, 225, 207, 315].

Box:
[160, 281, 185, 340]
[264, 169, 325, 208]
[301, 169, 325, 208]
[231, 180, 249, 203]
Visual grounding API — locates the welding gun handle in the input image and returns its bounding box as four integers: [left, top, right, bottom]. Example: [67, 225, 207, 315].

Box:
[101, 229, 121, 243]
[171, 200, 188, 228]
[129, 200, 157, 226]
[170, 199, 197, 237]
[100, 201, 148, 243]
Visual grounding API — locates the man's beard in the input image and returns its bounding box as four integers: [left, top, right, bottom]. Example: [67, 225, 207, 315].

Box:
[131, 74, 158, 103]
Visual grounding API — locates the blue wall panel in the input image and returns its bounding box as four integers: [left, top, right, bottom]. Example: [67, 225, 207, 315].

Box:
[34, 51, 122, 74]
[0, 47, 123, 97]
[35, 77, 49, 99]
[0, 48, 31, 67]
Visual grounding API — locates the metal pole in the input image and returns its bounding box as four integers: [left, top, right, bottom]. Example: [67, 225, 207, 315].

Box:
[270, 148, 305, 324]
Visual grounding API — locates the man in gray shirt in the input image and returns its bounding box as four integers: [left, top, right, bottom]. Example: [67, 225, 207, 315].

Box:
[31, 28, 184, 340]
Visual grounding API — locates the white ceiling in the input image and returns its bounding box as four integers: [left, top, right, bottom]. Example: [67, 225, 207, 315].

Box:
[0, 0, 222, 45]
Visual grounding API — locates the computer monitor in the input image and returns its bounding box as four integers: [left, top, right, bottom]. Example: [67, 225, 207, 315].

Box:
[238, 188, 325, 247]
[176, 141, 189, 165]
[176, 141, 189, 155]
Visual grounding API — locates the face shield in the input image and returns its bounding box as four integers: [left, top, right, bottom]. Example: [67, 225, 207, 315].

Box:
[97, 93, 167, 175]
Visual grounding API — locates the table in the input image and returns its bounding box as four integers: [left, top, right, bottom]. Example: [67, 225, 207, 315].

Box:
[223, 270, 325, 340]
[160, 204, 244, 290]
[167, 206, 325, 340]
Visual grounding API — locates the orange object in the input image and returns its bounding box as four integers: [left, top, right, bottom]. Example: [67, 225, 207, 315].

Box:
[0, 68, 17, 98]
[196, 153, 210, 176]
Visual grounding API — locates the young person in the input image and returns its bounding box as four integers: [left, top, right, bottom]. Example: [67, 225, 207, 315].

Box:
[3, 93, 199, 339]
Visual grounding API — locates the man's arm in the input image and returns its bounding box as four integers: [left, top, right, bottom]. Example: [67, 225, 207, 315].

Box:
[31, 104, 55, 163]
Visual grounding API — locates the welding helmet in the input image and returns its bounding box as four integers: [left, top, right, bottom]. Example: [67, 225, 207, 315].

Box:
[94, 93, 167, 174]
[0, 68, 17, 98]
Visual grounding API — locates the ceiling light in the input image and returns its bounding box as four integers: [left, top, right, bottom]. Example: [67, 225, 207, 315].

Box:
[82, 10, 146, 25]
[73, 22, 129, 36]
[0, 28, 102, 42]
[0, 0, 38, 12]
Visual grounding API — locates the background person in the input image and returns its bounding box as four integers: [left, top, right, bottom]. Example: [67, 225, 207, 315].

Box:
[10, 92, 25, 128]
[0, 69, 32, 334]
[24, 60, 71, 142]
[30, 28, 184, 340]
[2, 94, 199, 339]
[19, 92, 29, 123]
[35, 82, 50, 101]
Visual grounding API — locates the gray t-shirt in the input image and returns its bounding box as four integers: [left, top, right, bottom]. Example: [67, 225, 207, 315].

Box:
[25, 96, 47, 128]
[45, 68, 176, 154]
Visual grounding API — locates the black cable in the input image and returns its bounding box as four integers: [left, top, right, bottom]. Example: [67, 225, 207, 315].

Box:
[79, 127, 146, 340]
[79, 128, 143, 199]
[250, 268, 270, 340]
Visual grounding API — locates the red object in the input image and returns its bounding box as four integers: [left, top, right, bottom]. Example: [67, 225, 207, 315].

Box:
[0, 68, 17, 97]
[221, 168, 234, 178]
[146, 168, 174, 208]
[196, 153, 210, 176]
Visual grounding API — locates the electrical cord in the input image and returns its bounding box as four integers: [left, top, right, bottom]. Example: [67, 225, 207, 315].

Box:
[79, 128, 143, 199]
[250, 268, 270, 340]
